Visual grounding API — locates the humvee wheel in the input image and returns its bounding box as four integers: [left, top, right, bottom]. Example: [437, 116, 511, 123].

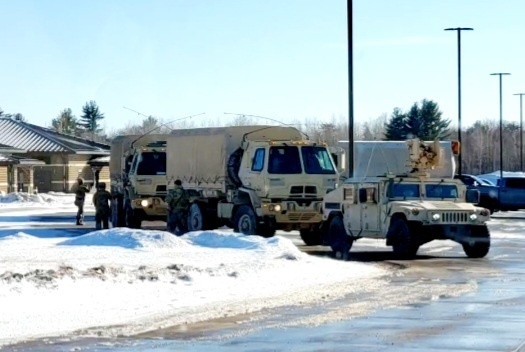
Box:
[328, 216, 352, 259]
[233, 205, 258, 236]
[391, 218, 419, 259]
[462, 224, 490, 258]
[299, 229, 323, 246]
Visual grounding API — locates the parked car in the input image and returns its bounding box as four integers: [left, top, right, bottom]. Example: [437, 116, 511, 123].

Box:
[494, 177, 525, 211]
[455, 174, 499, 213]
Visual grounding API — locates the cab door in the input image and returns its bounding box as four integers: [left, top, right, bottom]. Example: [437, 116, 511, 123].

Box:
[359, 183, 380, 232]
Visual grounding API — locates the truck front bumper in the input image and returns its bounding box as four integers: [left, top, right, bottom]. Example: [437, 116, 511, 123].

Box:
[258, 200, 323, 224]
[130, 197, 168, 217]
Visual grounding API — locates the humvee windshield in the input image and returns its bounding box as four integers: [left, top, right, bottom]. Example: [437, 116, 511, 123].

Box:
[135, 152, 166, 175]
[301, 146, 336, 175]
[425, 184, 458, 198]
[390, 183, 420, 198]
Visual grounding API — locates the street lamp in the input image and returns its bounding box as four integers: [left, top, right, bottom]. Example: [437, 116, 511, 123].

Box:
[514, 93, 525, 171]
[491, 73, 511, 182]
[444, 27, 473, 176]
[347, 0, 354, 178]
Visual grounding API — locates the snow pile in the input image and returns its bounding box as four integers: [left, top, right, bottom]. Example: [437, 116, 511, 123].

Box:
[0, 191, 93, 209]
[0, 229, 387, 346]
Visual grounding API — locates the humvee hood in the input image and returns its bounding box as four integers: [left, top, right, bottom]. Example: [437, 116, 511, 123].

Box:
[395, 200, 476, 211]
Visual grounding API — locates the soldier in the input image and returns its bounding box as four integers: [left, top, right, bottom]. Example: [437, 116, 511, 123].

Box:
[74, 177, 90, 225]
[165, 179, 190, 236]
[92, 182, 112, 230]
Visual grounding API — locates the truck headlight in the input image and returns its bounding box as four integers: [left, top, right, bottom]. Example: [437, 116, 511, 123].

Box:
[140, 199, 149, 207]
[269, 204, 282, 212]
[469, 214, 478, 221]
[432, 213, 440, 221]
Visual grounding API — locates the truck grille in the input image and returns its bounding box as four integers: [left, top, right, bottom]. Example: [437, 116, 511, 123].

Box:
[290, 186, 317, 198]
[288, 212, 317, 222]
[441, 212, 468, 223]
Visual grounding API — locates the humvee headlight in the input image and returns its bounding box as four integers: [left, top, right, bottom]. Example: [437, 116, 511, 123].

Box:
[411, 208, 420, 215]
[432, 213, 441, 221]
[273, 204, 282, 212]
[470, 214, 478, 221]
[140, 199, 149, 207]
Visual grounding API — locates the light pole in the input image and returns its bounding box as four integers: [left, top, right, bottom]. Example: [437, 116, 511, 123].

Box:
[444, 27, 473, 176]
[514, 93, 525, 171]
[491, 73, 511, 182]
[347, 0, 354, 178]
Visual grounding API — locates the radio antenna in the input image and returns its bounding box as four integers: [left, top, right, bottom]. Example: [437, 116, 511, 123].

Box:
[223, 112, 309, 139]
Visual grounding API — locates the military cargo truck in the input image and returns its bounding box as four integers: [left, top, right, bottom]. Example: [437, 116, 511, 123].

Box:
[156, 125, 340, 238]
[322, 139, 491, 259]
[110, 134, 171, 228]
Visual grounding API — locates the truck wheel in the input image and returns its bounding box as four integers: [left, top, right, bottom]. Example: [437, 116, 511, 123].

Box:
[328, 216, 352, 259]
[125, 201, 142, 229]
[233, 205, 257, 236]
[462, 224, 490, 258]
[390, 218, 419, 259]
[187, 203, 208, 231]
[256, 225, 276, 238]
[300, 229, 323, 246]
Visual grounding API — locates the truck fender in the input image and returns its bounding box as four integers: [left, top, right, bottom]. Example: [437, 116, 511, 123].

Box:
[237, 187, 261, 208]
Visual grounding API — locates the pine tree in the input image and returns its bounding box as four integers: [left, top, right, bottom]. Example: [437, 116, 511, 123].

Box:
[384, 100, 450, 140]
[384, 108, 407, 140]
[78, 100, 105, 139]
[51, 108, 78, 135]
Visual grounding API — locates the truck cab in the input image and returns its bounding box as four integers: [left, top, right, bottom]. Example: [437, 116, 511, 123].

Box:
[322, 139, 491, 259]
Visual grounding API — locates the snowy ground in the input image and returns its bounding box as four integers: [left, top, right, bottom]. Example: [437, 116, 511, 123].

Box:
[0, 191, 94, 209]
[0, 193, 389, 347]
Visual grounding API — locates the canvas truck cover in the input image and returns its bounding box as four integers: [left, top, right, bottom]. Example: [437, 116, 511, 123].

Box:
[338, 140, 456, 179]
[167, 125, 304, 191]
[110, 134, 169, 179]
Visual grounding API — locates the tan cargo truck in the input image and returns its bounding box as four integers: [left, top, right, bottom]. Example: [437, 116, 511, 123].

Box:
[122, 125, 342, 238]
[322, 139, 491, 259]
[110, 134, 171, 228]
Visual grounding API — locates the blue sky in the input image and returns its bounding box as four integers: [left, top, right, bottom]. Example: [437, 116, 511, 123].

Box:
[1, 0, 525, 132]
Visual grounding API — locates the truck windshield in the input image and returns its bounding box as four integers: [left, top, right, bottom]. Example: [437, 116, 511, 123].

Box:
[301, 146, 336, 174]
[425, 184, 458, 198]
[268, 146, 302, 174]
[390, 184, 420, 198]
[136, 152, 166, 175]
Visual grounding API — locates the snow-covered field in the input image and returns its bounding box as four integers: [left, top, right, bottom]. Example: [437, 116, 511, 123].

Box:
[0, 191, 94, 209]
[0, 194, 389, 347]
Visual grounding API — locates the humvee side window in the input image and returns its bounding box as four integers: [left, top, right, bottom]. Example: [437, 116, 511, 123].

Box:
[359, 187, 377, 203]
[252, 148, 265, 172]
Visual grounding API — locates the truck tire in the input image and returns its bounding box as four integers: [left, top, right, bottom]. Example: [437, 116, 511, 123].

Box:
[233, 205, 257, 236]
[327, 216, 352, 259]
[300, 229, 323, 246]
[390, 218, 419, 259]
[125, 200, 142, 229]
[462, 224, 490, 258]
[187, 203, 209, 231]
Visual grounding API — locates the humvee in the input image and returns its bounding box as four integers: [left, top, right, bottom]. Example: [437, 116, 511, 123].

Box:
[321, 138, 491, 259]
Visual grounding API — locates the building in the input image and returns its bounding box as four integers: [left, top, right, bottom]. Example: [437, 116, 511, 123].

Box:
[0, 117, 110, 193]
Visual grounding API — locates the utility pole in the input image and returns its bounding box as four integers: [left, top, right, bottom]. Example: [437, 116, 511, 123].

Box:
[444, 27, 473, 176]
[514, 93, 525, 171]
[490, 73, 511, 182]
[347, 0, 354, 178]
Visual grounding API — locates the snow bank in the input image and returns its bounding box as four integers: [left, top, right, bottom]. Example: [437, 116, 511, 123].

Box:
[0, 228, 388, 346]
[0, 191, 93, 209]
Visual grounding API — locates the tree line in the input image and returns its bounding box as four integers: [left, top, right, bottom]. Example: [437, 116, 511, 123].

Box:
[3, 99, 524, 175]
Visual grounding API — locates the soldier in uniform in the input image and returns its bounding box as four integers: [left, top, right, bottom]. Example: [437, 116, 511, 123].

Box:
[92, 182, 112, 230]
[165, 179, 190, 236]
[74, 177, 90, 225]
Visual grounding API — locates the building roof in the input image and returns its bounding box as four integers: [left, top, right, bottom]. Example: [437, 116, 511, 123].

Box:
[88, 155, 110, 167]
[0, 154, 46, 166]
[0, 143, 26, 154]
[0, 118, 110, 155]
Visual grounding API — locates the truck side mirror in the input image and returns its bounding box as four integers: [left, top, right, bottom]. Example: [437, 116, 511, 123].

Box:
[466, 189, 480, 204]
[359, 188, 368, 203]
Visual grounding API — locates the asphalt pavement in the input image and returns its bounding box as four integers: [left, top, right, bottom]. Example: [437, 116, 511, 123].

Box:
[2, 209, 525, 352]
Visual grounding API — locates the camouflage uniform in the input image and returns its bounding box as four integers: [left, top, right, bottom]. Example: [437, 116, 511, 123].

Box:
[165, 181, 190, 236]
[74, 178, 90, 225]
[93, 183, 112, 230]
